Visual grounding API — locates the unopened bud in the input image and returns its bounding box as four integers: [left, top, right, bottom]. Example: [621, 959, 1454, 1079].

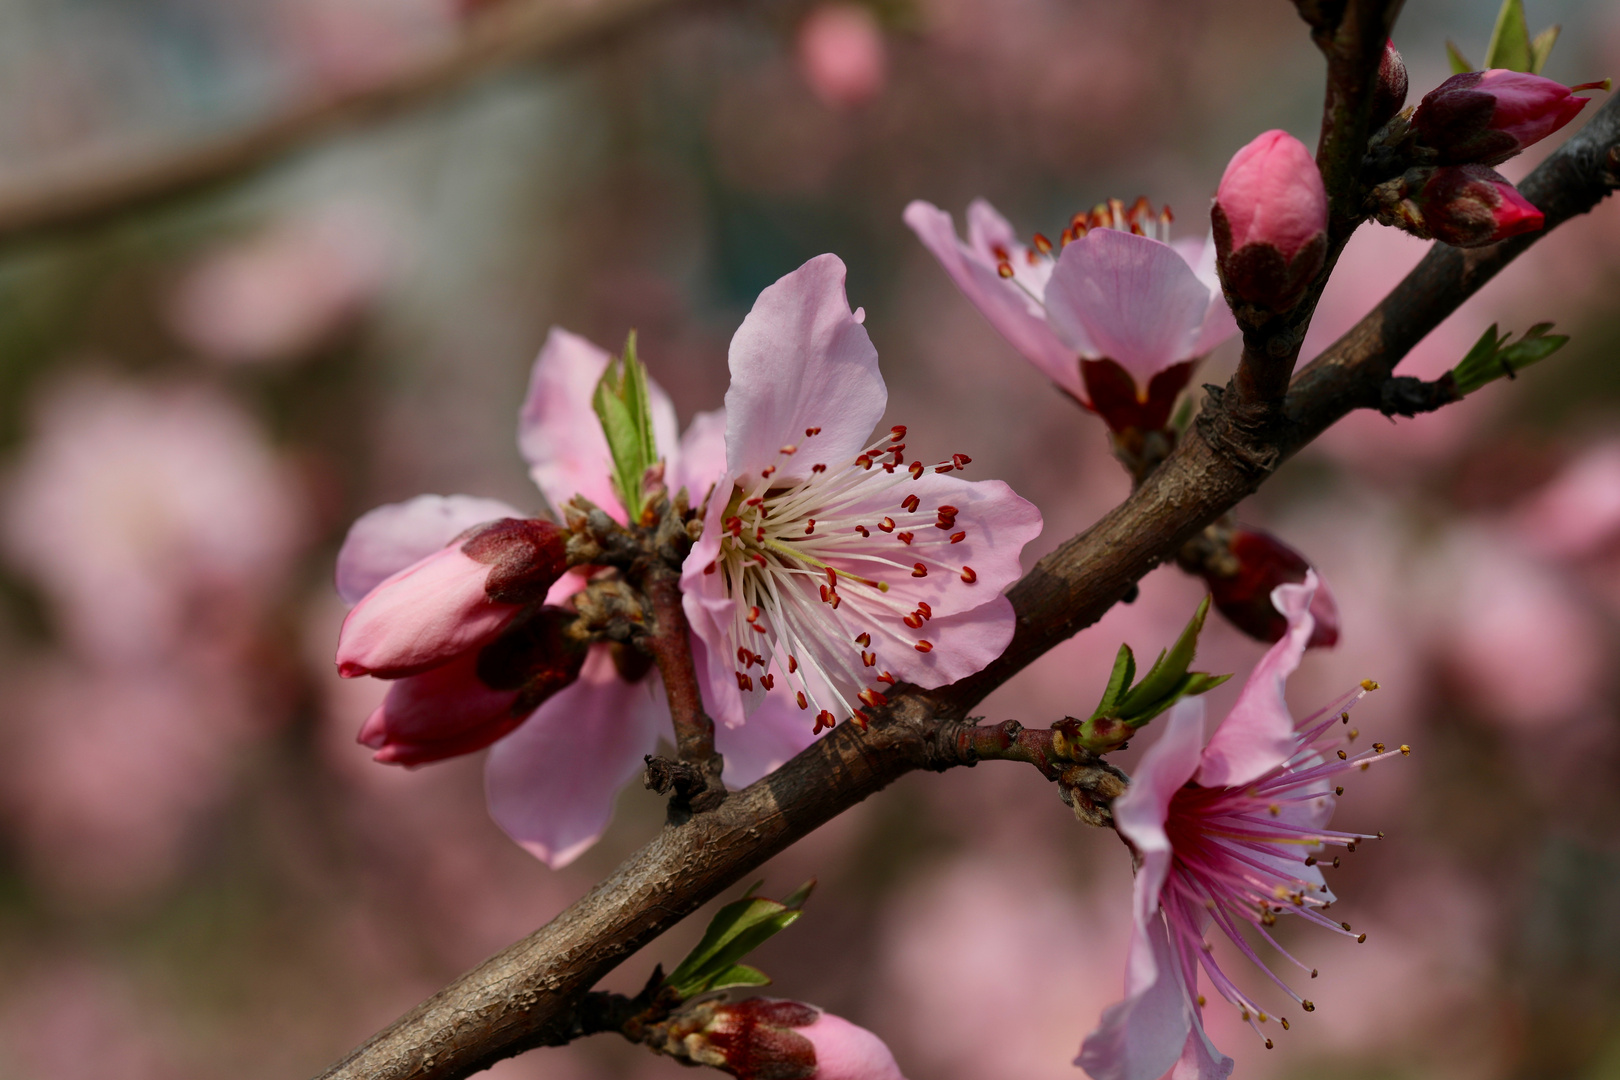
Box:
[653, 999, 907, 1080]
[1412, 69, 1604, 166]
[1369, 40, 1409, 131]
[1212, 130, 1328, 312]
[1376, 164, 1544, 248]
[1198, 528, 1338, 649]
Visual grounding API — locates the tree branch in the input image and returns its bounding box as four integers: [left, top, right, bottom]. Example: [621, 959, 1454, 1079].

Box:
[311, 87, 1620, 1080]
[0, 0, 709, 248]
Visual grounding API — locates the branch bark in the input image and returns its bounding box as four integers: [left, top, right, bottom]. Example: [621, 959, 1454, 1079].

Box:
[313, 90, 1620, 1080]
[0, 0, 707, 248]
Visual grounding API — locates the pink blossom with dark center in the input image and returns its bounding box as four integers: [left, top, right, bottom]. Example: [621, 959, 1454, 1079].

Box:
[1077, 575, 1407, 1080]
[905, 198, 1235, 430]
[680, 254, 1042, 733]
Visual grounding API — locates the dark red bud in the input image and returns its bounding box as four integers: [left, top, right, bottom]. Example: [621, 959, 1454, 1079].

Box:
[1412, 165, 1544, 247]
[1200, 528, 1338, 649]
[475, 604, 588, 711]
[1369, 40, 1409, 131]
[462, 518, 569, 605]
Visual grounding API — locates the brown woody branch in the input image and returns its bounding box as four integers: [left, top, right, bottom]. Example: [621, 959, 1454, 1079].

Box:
[311, 87, 1620, 1080]
[0, 0, 707, 248]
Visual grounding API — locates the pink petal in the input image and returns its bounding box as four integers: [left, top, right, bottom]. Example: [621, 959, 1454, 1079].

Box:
[335, 544, 516, 679]
[362, 649, 522, 765]
[681, 490, 746, 730]
[1167, 1020, 1234, 1080]
[904, 200, 1084, 398]
[335, 493, 524, 605]
[671, 408, 729, 505]
[715, 689, 820, 787]
[798, 1010, 908, 1080]
[485, 647, 665, 868]
[1195, 572, 1319, 788]
[1046, 229, 1214, 388]
[725, 254, 886, 478]
[1076, 914, 1194, 1080]
[876, 595, 1015, 689]
[1114, 698, 1207, 925]
[517, 327, 679, 523]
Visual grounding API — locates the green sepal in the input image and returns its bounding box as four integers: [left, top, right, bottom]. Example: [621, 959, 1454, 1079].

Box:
[1446, 40, 1474, 74]
[1528, 24, 1560, 74]
[592, 331, 661, 523]
[1485, 0, 1532, 72]
[662, 881, 814, 1001]
[1057, 597, 1232, 758]
[1450, 322, 1569, 395]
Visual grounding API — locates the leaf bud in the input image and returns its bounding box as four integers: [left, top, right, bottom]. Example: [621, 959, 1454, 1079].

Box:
[1369, 39, 1410, 131]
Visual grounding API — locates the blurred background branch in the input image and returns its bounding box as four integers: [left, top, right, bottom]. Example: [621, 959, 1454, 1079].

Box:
[0, 0, 711, 248]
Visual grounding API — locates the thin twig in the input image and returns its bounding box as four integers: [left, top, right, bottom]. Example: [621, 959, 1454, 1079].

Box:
[0, 0, 707, 248]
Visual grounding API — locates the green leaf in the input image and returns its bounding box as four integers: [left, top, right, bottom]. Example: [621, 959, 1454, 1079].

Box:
[1450, 321, 1569, 394]
[1528, 24, 1560, 73]
[1485, 0, 1532, 72]
[702, 964, 773, 992]
[592, 331, 661, 523]
[1446, 40, 1474, 74]
[662, 882, 814, 1001]
[1089, 644, 1137, 721]
[1116, 596, 1211, 717]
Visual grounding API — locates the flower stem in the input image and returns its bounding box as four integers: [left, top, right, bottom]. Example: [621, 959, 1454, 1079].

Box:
[642, 566, 726, 812]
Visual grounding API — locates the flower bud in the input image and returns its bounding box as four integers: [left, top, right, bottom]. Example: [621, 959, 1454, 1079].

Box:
[1198, 528, 1338, 649]
[336, 518, 568, 679]
[1369, 39, 1409, 131]
[1389, 164, 1544, 248]
[655, 999, 906, 1080]
[1411, 69, 1604, 166]
[1211, 130, 1328, 312]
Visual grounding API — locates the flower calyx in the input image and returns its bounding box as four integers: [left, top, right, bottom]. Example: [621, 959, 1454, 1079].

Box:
[1051, 596, 1230, 759]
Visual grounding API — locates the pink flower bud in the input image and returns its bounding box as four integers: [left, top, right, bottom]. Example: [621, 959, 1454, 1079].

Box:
[335, 518, 567, 679]
[1199, 528, 1338, 649]
[797, 1011, 906, 1080]
[1212, 130, 1328, 311]
[1410, 164, 1544, 247]
[796, 4, 887, 110]
[1369, 39, 1409, 131]
[668, 999, 906, 1080]
[1412, 69, 1603, 165]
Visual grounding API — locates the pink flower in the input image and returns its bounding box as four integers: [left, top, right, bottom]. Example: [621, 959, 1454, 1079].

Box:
[1410, 164, 1544, 247]
[905, 198, 1235, 431]
[1412, 69, 1603, 166]
[336, 329, 817, 865]
[1078, 575, 1405, 1080]
[1511, 439, 1620, 560]
[796, 4, 888, 110]
[680, 254, 1042, 733]
[1212, 130, 1328, 310]
[675, 998, 907, 1080]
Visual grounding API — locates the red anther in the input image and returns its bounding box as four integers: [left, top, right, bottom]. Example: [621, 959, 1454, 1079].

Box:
[934, 464, 954, 473]
[904, 613, 923, 629]
[797, 691, 809, 709]
[934, 519, 956, 530]
[826, 567, 838, 587]
[1130, 195, 1151, 220]
[937, 505, 957, 517]
[911, 563, 928, 577]
[1129, 220, 1145, 236]
[952, 454, 972, 468]
[747, 606, 761, 622]
[879, 517, 895, 533]
[745, 496, 764, 507]
[1060, 226, 1074, 247]
[1025, 249, 1039, 265]
[820, 584, 830, 602]
[736, 672, 754, 691]
[1071, 211, 1089, 233]
[991, 244, 1011, 262]
[997, 262, 1014, 279]
[856, 454, 874, 470]
[805, 520, 816, 534]
[876, 671, 896, 685]
[861, 651, 876, 667]
[851, 710, 871, 731]
[897, 532, 914, 545]
[1032, 232, 1053, 255]
[950, 531, 966, 544]
[761, 465, 776, 479]
[755, 526, 766, 542]
[762, 674, 775, 690]
[890, 425, 907, 442]
[737, 646, 751, 665]
[812, 463, 827, 473]
[726, 516, 743, 536]
[1161, 205, 1174, 224]
[814, 710, 836, 733]
[751, 552, 769, 566]
[916, 601, 931, 619]
[888, 443, 905, 455]
[788, 655, 798, 673]
[855, 632, 871, 647]
[828, 593, 842, 609]
[960, 566, 978, 583]
[901, 494, 920, 513]
[805, 427, 822, 437]
[855, 525, 870, 537]
[915, 640, 934, 653]
[704, 561, 717, 575]
[882, 463, 896, 474]
[888, 453, 904, 469]
[859, 688, 889, 709]
[780, 444, 798, 455]
[909, 462, 924, 479]
[750, 622, 768, 634]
